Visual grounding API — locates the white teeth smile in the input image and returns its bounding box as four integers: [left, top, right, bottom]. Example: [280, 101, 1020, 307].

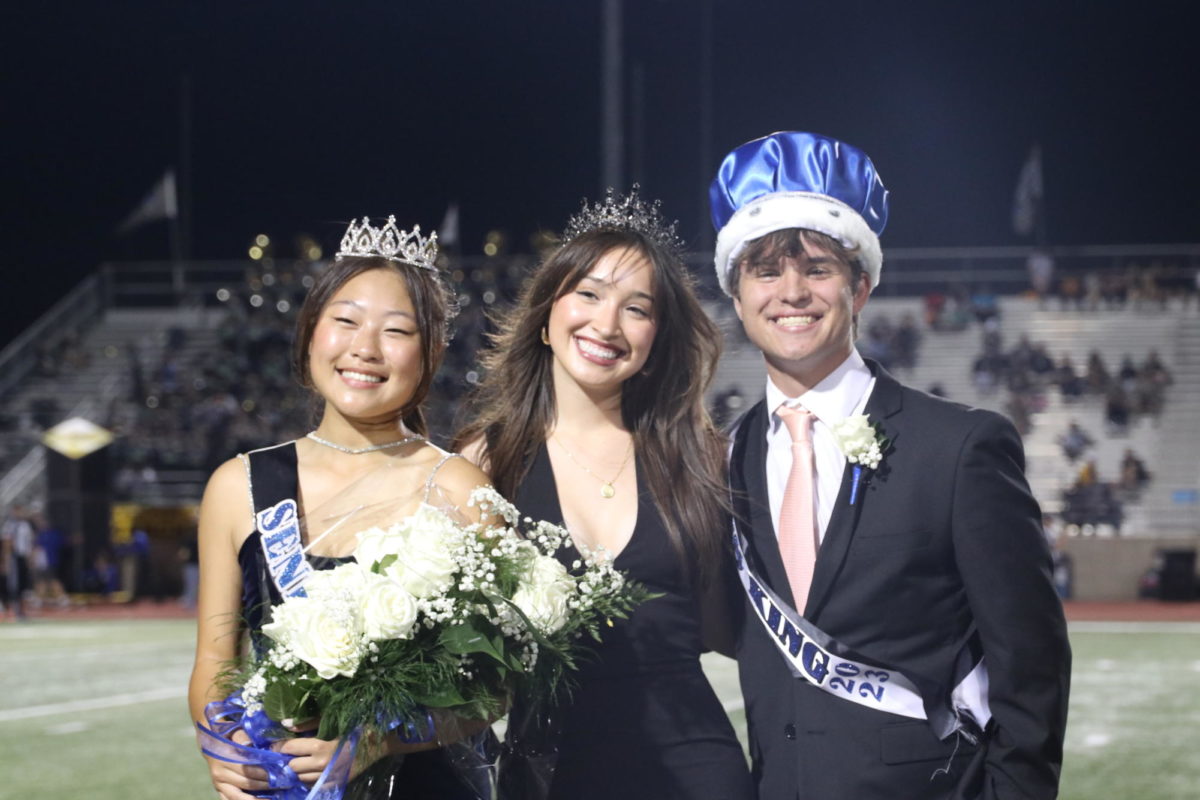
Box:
[576, 338, 621, 360]
[340, 370, 385, 383]
[775, 315, 816, 326]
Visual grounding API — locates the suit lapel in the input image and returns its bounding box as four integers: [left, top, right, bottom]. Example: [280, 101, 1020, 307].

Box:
[805, 360, 905, 619]
[730, 400, 798, 609]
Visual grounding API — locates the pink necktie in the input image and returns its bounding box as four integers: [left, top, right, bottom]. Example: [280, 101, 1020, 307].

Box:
[777, 405, 817, 610]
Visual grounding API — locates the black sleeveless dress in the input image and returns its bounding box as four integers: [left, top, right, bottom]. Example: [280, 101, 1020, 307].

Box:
[501, 446, 752, 800]
[237, 441, 477, 800]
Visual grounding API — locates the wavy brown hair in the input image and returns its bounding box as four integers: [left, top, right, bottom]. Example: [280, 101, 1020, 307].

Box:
[292, 256, 453, 436]
[454, 229, 730, 587]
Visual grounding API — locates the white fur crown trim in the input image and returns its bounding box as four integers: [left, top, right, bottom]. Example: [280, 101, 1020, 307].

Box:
[713, 192, 882, 296]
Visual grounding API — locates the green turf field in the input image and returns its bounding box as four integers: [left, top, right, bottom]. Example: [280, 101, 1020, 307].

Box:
[2, 619, 1197, 799]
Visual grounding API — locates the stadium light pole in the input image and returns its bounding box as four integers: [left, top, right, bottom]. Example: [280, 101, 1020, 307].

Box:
[601, 0, 623, 193]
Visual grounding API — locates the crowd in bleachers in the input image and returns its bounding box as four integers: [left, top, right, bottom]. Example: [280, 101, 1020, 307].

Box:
[857, 312, 922, 372]
[100, 257, 530, 498]
[1037, 260, 1198, 311]
[0, 253, 1188, 516]
[972, 327, 1172, 434]
[964, 312, 1175, 534]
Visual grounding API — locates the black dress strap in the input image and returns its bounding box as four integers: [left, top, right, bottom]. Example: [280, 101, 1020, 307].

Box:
[244, 441, 300, 518]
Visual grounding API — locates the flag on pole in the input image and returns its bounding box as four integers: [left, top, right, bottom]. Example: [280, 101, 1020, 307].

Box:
[117, 169, 178, 234]
[1012, 145, 1043, 238]
[438, 202, 460, 248]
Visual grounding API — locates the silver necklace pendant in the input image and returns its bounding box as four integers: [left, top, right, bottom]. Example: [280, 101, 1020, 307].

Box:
[305, 432, 423, 454]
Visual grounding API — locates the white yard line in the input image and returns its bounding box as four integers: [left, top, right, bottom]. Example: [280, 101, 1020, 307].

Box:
[0, 641, 189, 664]
[1068, 621, 1200, 634]
[0, 626, 107, 640]
[0, 687, 185, 722]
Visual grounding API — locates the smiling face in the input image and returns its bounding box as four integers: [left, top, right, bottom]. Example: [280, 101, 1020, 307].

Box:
[733, 235, 869, 396]
[546, 246, 658, 399]
[307, 268, 424, 425]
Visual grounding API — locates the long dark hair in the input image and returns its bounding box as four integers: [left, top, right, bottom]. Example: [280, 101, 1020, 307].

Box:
[292, 256, 452, 436]
[454, 229, 729, 586]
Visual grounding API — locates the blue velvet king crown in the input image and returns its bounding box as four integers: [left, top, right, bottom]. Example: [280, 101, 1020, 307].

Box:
[709, 131, 889, 296]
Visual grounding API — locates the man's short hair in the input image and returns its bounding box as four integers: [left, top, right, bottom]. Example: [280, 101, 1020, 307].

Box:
[730, 228, 865, 299]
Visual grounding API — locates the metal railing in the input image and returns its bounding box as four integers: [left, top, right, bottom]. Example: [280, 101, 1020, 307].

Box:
[0, 272, 107, 398]
[94, 245, 1200, 308]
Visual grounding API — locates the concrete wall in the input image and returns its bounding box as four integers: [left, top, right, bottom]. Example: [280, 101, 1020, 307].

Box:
[1060, 534, 1200, 601]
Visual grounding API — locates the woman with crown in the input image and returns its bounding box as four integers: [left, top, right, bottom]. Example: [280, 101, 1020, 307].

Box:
[188, 216, 491, 799]
[454, 189, 753, 799]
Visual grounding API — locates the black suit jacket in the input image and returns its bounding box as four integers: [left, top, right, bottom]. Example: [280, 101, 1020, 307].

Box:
[729, 361, 1070, 800]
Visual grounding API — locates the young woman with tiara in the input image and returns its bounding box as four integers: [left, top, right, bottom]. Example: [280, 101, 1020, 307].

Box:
[188, 216, 491, 799]
[454, 189, 752, 799]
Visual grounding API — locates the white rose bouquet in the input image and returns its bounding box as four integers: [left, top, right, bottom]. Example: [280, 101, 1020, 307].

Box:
[222, 486, 648, 759]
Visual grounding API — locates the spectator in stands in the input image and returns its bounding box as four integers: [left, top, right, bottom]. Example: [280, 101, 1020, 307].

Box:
[1118, 448, 1151, 496]
[1085, 350, 1111, 395]
[178, 533, 199, 609]
[1136, 350, 1172, 417]
[1100, 269, 1129, 309]
[1029, 341, 1055, 378]
[82, 548, 120, 596]
[1061, 462, 1123, 532]
[1005, 391, 1034, 436]
[1117, 355, 1138, 388]
[1057, 420, 1093, 462]
[32, 512, 68, 608]
[1075, 460, 1097, 487]
[969, 285, 999, 323]
[1055, 355, 1085, 399]
[1104, 383, 1132, 435]
[1082, 270, 1102, 311]
[1057, 274, 1083, 310]
[892, 312, 921, 369]
[1, 505, 34, 620]
[923, 287, 970, 331]
[1026, 250, 1054, 306]
[858, 314, 895, 369]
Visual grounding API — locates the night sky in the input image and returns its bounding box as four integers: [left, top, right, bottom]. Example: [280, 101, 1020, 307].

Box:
[6, 1, 1196, 343]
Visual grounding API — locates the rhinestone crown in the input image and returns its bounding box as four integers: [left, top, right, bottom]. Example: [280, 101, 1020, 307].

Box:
[336, 215, 438, 270]
[561, 184, 683, 252]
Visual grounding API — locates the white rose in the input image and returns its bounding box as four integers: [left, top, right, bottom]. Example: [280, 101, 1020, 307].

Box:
[354, 525, 403, 572]
[262, 595, 364, 680]
[832, 414, 881, 467]
[304, 562, 368, 601]
[512, 555, 573, 634]
[361, 572, 419, 641]
[260, 594, 312, 646]
[384, 507, 459, 598]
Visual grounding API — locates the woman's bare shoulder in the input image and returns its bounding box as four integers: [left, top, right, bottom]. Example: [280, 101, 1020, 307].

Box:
[457, 435, 489, 471]
[200, 456, 252, 534]
[431, 451, 492, 494]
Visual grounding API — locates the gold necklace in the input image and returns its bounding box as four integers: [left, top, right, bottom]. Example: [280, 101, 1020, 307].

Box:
[552, 433, 634, 499]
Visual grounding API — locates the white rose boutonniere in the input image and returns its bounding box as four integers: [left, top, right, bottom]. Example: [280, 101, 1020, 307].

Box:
[830, 414, 888, 504]
[831, 414, 885, 469]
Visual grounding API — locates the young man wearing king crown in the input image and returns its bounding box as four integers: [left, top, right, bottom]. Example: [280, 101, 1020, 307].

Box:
[711, 132, 1070, 799]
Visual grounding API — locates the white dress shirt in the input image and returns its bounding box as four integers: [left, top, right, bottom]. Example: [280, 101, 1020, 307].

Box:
[764, 350, 875, 543]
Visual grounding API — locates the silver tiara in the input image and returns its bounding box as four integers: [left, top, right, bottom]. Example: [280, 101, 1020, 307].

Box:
[561, 184, 684, 251]
[336, 215, 438, 270]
